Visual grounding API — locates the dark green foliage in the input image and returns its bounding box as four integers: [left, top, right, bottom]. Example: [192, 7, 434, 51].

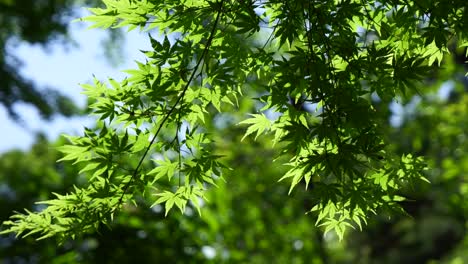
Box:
[340, 49, 468, 263]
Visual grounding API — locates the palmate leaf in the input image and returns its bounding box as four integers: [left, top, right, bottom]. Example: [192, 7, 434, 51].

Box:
[152, 186, 206, 217]
[82, 15, 117, 29]
[152, 191, 180, 216]
[423, 41, 447, 66]
[148, 158, 178, 183]
[239, 113, 272, 141]
[319, 217, 355, 241]
[56, 144, 91, 164]
[279, 164, 307, 194]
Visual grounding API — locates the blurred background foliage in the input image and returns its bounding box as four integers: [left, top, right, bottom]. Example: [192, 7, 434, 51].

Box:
[0, 0, 467, 263]
[0, 0, 120, 121]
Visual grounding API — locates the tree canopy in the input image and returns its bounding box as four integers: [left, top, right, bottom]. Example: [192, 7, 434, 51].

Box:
[1, 0, 467, 246]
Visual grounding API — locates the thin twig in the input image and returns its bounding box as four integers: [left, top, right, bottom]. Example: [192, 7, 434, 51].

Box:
[114, 0, 225, 212]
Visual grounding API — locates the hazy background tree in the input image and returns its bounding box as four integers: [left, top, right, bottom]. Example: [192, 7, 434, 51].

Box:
[0, 0, 118, 121]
